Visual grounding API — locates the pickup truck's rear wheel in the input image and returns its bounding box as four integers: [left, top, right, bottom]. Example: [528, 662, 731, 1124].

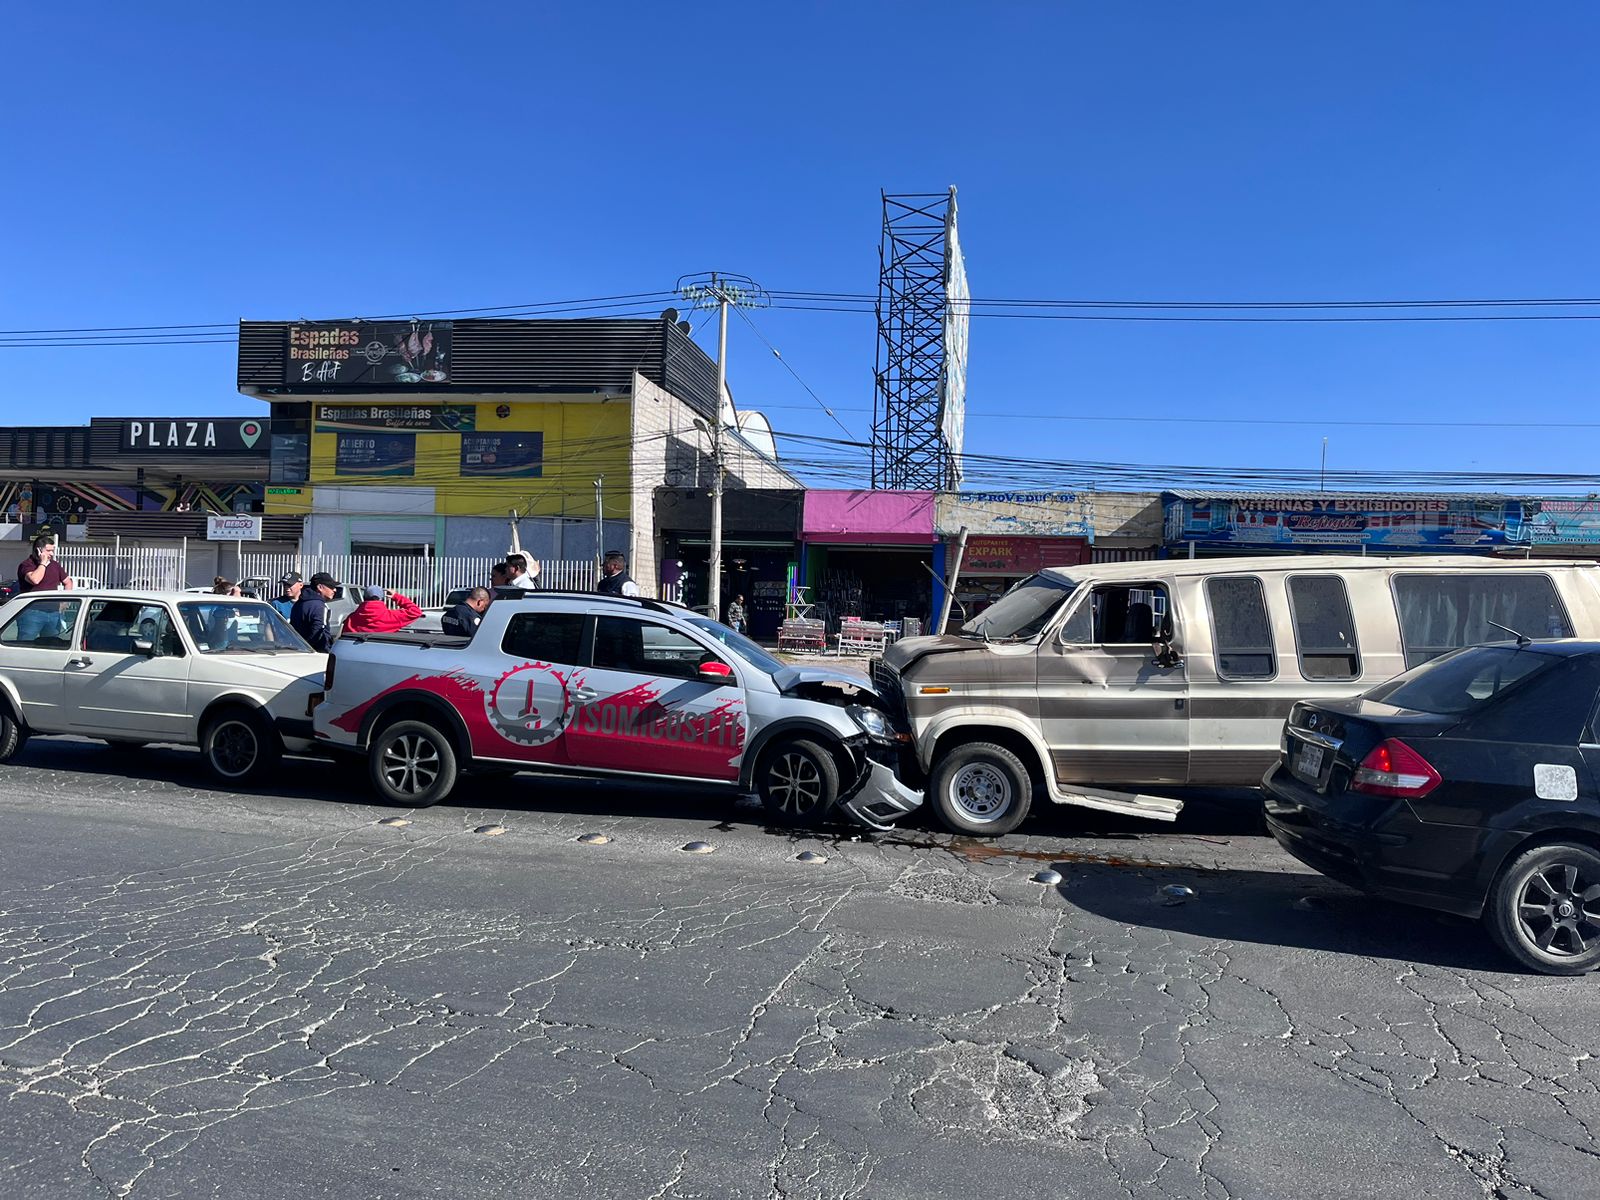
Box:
[758, 738, 839, 828]
[929, 743, 1033, 837]
[202, 708, 281, 785]
[370, 720, 457, 808]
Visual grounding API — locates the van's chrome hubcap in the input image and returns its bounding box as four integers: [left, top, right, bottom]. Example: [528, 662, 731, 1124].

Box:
[1517, 863, 1600, 958]
[769, 753, 822, 816]
[950, 763, 1011, 822]
[382, 735, 440, 796]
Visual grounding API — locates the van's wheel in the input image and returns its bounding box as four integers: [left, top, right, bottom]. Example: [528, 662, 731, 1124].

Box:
[202, 708, 281, 785]
[758, 739, 839, 828]
[1485, 842, 1600, 975]
[930, 743, 1033, 837]
[0, 707, 28, 762]
[369, 719, 458, 808]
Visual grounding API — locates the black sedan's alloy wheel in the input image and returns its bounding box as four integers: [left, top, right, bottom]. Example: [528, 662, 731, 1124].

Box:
[369, 720, 458, 808]
[1487, 842, 1600, 975]
[759, 739, 839, 828]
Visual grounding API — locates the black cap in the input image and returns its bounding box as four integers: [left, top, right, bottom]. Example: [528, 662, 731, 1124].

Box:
[309, 571, 341, 589]
[279, 570, 303, 587]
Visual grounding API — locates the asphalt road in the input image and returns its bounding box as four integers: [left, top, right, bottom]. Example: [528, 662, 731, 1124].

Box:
[1, 740, 1597, 1200]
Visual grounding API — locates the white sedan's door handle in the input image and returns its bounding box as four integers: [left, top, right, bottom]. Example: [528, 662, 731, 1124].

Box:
[66, 656, 92, 668]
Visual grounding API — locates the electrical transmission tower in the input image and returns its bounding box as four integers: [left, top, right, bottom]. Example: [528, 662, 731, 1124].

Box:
[872, 188, 967, 490]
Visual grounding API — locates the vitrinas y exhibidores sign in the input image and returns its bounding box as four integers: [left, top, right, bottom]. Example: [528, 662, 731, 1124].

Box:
[286, 322, 452, 386]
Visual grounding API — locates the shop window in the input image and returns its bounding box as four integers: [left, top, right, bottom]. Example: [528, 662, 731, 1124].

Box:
[1287, 576, 1359, 680]
[1207, 576, 1275, 679]
[1393, 574, 1571, 669]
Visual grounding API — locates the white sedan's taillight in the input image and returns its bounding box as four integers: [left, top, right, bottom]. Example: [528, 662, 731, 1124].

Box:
[1351, 739, 1441, 798]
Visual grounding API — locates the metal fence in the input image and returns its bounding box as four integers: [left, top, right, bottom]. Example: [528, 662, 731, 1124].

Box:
[56, 545, 186, 591]
[238, 552, 620, 605]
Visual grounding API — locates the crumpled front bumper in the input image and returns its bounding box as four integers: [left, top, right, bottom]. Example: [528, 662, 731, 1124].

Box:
[837, 756, 924, 831]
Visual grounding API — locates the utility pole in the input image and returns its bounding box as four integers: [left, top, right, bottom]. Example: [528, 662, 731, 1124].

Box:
[593, 476, 604, 577]
[677, 272, 768, 623]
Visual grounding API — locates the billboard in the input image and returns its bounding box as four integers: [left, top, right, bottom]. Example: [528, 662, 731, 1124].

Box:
[461, 432, 544, 478]
[287, 321, 451, 386]
[940, 188, 968, 489]
[1509, 499, 1600, 545]
[1165, 495, 1521, 550]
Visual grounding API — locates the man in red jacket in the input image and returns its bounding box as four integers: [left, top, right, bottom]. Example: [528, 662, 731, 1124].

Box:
[343, 586, 424, 635]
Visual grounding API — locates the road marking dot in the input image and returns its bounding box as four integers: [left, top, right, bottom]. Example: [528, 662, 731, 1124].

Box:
[474, 824, 507, 837]
[377, 817, 410, 827]
[1031, 869, 1063, 885]
[680, 841, 715, 854]
[795, 850, 827, 864]
[577, 833, 611, 845]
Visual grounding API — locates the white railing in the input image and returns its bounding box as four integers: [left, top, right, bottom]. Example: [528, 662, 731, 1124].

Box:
[238, 552, 623, 605]
[55, 546, 185, 591]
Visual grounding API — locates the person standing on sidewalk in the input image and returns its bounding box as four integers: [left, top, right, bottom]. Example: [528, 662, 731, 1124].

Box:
[343, 586, 424, 634]
[726, 594, 748, 635]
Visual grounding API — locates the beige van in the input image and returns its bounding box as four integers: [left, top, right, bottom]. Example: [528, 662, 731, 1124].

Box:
[874, 555, 1600, 835]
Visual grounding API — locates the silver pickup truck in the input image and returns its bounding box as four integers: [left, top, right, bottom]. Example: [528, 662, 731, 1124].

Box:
[311, 591, 923, 829]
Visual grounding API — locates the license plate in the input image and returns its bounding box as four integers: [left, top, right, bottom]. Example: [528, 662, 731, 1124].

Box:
[1294, 742, 1325, 781]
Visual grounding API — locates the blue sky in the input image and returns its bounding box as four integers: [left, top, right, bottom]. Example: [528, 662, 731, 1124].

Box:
[3, 3, 1597, 489]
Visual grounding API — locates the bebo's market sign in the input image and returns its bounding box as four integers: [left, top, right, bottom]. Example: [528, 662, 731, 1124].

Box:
[206, 515, 264, 541]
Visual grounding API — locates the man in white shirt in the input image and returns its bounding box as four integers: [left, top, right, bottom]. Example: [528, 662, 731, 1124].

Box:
[506, 554, 540, 590]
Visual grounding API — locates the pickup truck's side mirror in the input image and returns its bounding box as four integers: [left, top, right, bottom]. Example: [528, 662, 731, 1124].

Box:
[697, 660, 734, 682]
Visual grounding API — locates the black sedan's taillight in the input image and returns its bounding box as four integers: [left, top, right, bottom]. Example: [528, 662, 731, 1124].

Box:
[1350, 739, 1441, 799]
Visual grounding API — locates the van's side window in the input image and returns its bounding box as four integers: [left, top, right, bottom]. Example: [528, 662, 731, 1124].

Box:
[1393, 574, 1572, 669]
[1063, 584, 1169, 645]
[1206, 576, 1275, 679]
[1287, 576, 1359, 680]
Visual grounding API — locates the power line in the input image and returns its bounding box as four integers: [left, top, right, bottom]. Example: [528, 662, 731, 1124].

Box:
[729, 306, 860, 441]
[753, 404, 1600, 431]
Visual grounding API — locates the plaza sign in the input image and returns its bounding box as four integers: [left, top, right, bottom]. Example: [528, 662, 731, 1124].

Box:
[120, 418, 268, 454]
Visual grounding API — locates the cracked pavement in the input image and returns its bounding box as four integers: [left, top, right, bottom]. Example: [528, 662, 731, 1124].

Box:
[1, 741, 1597, 1199]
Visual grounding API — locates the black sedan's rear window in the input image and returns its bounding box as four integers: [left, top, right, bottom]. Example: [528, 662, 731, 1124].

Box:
[1368, 646, 1559, 716]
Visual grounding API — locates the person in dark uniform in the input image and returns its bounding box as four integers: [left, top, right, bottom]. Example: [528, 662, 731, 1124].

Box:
[442, 587, 491, 637]
[597, 551, 639, 597]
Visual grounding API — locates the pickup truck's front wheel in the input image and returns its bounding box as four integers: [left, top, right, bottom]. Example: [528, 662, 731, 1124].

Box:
[929, 742, 1033, 836]
[370, 720, 458, 808]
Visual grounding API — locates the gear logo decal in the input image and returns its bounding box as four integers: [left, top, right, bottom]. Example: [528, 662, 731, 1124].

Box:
[487, 663, 573, 747]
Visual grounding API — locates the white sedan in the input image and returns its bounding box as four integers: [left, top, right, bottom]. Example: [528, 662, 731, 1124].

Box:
[0, 589, 326, 783]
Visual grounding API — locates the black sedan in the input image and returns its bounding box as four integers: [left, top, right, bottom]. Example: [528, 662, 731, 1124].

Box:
[1264, 640, 1600, 975]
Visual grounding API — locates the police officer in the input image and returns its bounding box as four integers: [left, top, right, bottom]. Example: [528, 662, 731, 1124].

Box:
[597, 551, 639, 597]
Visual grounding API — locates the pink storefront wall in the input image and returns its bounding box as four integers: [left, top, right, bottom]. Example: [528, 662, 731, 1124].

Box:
[802, 490, 936, 544]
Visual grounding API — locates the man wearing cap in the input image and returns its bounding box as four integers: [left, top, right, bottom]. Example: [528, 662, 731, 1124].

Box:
[344, 586, 424, 635]
[270, 571, 303, 621]
[290, 571, 341, 653]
